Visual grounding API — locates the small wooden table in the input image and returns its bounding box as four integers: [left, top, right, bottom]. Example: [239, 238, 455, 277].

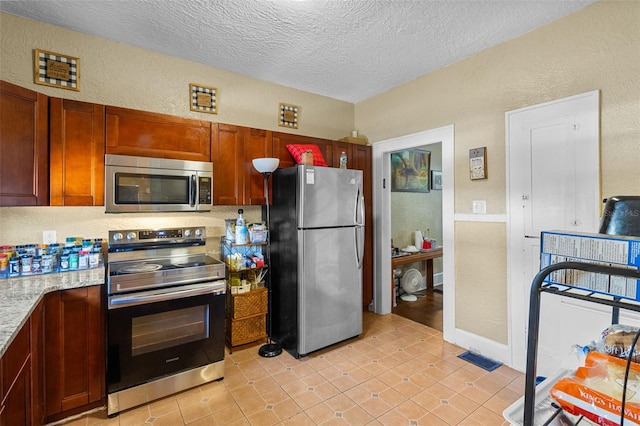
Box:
[391, 247, 443, 307]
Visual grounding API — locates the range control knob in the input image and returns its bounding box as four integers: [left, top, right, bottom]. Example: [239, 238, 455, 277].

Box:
[112, 233, 124, 241]
[184, 229, 192, 238]
[195, 229, 203, 238]
[126, 232, 137, 241]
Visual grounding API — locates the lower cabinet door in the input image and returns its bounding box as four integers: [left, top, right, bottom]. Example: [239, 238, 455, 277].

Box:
[44, 286, 105, 422]
[2, 361, 31, 426]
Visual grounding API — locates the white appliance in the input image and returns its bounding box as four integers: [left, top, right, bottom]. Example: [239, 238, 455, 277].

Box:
[270, 165, 365, 358]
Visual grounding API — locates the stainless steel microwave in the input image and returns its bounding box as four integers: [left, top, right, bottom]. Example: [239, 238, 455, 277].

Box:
[105, 154, 213, 213]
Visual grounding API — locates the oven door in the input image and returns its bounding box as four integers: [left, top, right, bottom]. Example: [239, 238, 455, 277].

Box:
[106, 282, 225, 394]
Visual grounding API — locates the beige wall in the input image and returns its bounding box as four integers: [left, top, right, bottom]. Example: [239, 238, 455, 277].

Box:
[0, 12, 355, 255]
[357, 0, 640, 343]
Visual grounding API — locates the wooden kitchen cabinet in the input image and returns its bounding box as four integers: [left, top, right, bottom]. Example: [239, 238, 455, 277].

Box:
[49, 98, 105, 206]
[44, 286, 105, 423]
[273, 132, 335, 168]
[1, 312, 32, 426]
[0, 80, 49, 206]
[105, 106, 212, 162]
[351, 144, 373, 309]
[243, 127, 273, 205]
[212, 123, 243, 205]
[212, 124, 273, 205]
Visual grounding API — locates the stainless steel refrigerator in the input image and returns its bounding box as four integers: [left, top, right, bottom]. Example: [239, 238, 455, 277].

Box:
[270, 165, 364, 358]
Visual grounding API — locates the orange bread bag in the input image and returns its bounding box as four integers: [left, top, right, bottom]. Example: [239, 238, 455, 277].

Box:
[550, 352, 640, 426]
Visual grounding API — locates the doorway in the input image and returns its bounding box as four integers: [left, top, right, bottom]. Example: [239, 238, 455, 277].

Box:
[390, 142, 443, 330]
[372, 125, 455, 342]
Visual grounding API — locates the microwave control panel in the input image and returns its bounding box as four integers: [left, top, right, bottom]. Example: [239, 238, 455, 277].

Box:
[199, 177, 212, 204]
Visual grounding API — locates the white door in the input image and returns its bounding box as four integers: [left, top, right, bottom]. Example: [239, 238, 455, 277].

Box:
[507, 91, 601, 374]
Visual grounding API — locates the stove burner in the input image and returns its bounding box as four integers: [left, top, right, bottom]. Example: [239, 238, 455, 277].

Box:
[118, 263, 163, 274]
[174, 261, 205, 268]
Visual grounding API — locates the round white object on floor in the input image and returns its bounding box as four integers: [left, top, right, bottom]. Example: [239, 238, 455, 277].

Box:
[400, 294, 418, 302]
[401, 268, 422, 294]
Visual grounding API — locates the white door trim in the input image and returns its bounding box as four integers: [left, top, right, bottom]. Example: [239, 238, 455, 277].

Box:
[372, 125, 455, 342]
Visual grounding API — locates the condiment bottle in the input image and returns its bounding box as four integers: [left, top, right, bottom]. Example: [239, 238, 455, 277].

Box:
[235, 209, 248, 244]
[340, 151, 347, 169]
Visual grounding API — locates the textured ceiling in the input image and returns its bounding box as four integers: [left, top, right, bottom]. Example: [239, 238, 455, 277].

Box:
[0, 0, 596, 103]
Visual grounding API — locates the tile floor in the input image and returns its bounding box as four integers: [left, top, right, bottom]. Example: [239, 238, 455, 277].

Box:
[61, 312, 524, 425]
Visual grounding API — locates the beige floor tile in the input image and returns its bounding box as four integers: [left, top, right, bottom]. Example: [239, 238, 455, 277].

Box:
[279, 411, 316, 425]
[152, 410, 187, 426]
[244, 408, 280, 426]
[234, 393, 267, 417]
[458, 406, 509, 425]
[342, 404, 375, 425]
[271, 396, 303, 421]
[63, 313, 526, 426]
[304, 400, 337, 424]
[178, 400, 213, 424]
[430, 402, 469, 425]
[212, 404, 246, 424]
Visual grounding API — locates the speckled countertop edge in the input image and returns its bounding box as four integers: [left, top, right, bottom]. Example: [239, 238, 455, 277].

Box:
[0, 268, 105, 358]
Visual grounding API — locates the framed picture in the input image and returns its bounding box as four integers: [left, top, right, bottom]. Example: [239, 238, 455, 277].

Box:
[469, 147, 487, 180]
[33, 48, 79, 91]
[390, 149, 431, 192]
[431, 170, 442, 190]
[278, 103, 299, 129]
[190, 83, 217, 114]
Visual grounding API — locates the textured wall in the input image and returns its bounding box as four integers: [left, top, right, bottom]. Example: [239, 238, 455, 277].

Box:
[357, 1, 640, 343]
[0, 13, 354, 139]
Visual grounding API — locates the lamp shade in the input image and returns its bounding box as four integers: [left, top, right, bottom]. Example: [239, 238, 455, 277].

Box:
[252, 158, 280, 173]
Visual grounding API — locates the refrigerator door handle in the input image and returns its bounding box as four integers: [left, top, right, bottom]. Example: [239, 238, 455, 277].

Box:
[355, 225, 365, 269]
[355, 183, 365, 227]
[355, 185, 365, 269]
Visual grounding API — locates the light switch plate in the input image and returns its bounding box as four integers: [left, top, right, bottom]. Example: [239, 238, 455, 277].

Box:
[472, 200, 486, 214]
[43, 230, 57, 244]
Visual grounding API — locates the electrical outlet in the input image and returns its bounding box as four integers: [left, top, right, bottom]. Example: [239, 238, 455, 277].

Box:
[472, 200, 486, 214]
[43, 230, 57, 244]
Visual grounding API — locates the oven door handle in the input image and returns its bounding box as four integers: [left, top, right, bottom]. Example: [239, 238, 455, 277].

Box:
[109, 282, 224, 309]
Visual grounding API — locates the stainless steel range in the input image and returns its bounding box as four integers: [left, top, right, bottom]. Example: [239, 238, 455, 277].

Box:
[105, 226, 225, 416]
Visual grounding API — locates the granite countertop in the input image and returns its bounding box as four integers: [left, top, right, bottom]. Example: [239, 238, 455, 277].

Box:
[0, 268, 105, 358]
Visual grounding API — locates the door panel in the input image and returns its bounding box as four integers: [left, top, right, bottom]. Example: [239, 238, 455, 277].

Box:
[507, 91, 600, 373]
[299, 227, 362, 355]
[297, 166, 362, 228]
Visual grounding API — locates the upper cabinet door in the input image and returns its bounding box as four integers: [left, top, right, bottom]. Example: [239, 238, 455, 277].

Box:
[212, 123, 243, 205]
[105, 106, 211, 162]
[244, 128, 273, 205]
[0, 81, 49, 206]
[49, 98, 105, 206]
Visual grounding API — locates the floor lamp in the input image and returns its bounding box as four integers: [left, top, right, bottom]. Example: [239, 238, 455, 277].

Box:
[252, 158, 283, 358]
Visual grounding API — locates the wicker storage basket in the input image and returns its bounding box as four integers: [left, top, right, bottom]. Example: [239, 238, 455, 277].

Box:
[227, 287, 267, 319]
[226, 314, 267, 347]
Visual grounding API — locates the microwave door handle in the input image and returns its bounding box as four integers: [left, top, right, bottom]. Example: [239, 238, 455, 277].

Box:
[190, 174, 197, 207]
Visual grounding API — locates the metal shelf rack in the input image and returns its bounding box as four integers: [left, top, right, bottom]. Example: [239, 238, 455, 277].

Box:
[522, 261, 640, 426]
